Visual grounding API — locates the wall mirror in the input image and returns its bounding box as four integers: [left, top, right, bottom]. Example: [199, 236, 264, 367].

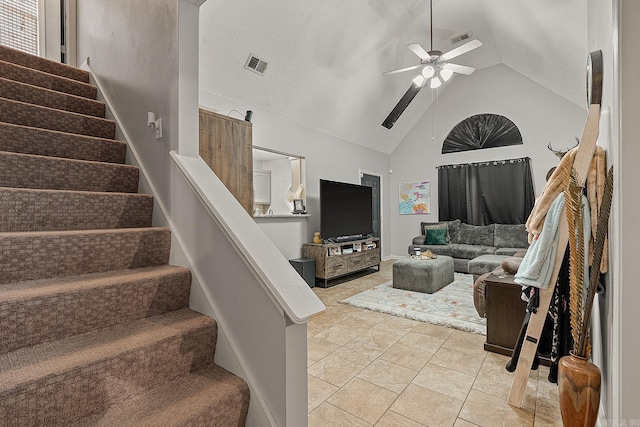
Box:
[252, 146, 306, 216]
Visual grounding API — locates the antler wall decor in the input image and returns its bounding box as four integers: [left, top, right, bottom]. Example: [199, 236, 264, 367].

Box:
[547, 137, 580, 159]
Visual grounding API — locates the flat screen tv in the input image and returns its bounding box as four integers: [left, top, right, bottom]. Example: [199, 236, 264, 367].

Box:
[320, 179, 373, 240]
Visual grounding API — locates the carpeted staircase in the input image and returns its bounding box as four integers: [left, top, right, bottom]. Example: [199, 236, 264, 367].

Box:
[0, 45, 249, 426]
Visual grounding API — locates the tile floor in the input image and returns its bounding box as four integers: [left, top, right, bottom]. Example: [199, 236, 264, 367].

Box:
[307, 259, 563, 427]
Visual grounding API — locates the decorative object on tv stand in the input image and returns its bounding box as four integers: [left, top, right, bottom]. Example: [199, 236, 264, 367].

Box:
[399, 181, 430, 214]
[313, 232, 322, 244]
[292, 199, 305, 214]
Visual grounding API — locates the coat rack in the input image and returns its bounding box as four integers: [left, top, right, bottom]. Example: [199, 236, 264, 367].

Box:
[508, 50, 603, 407]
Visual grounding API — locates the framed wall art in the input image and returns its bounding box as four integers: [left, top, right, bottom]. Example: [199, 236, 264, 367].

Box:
[399, 181, 430, 214]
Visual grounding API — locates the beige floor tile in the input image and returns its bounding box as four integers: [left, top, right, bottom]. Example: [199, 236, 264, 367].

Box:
[355, 327, 406, 351]
[333, 339, 386, 365]
[481, 352, 512, 372]
[348, 308, 390, 323]
[314, 324, 361, 346]
[442, 331, 487, 355]
[412, 363, 475, 401]
[307, 337, 340, 360]
[412, 322, 455, 339]
[307, 315, 341, 336]
[307, 260, 561, 427]
[534, 415, 563, 427]
[308, 354, 365, 387]
[335, 315, 380, 334]
[481, 352, 539, 380]
[429, 346, 486, 376]
[327, 377, 398, 425]
[307, 323, 325, 338]
[398, 331, 445, 353]
[373, 316, 421, 332]
[450, 329, 488, 345]
[534, 380, 562, 426]
[538, 365, 551, 380]
[308, 402, 372, 427]
[536, 378, 559, 398]
[380, 342, 434, 371]
[471, 365, 537, 412]
[458, 390, 534, 427]
[356, 358, 418, 393]
[375, 411, 425, 426]
[390, 383, 463, 427]
[308, 374, 339, 412]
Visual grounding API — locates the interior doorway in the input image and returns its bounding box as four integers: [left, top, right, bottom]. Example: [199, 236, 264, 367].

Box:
[360, 171, 381, 238]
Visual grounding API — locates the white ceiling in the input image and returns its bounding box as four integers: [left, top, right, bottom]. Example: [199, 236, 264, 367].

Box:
[199, 0, 587, 155]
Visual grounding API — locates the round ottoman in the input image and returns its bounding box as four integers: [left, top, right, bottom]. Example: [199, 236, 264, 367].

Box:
[393, 256, 454, 294]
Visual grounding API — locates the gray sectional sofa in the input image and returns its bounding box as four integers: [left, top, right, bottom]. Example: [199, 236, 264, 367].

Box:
[408, 219, 529, 273]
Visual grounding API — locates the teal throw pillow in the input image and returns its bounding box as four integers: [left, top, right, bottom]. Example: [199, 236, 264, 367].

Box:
[426, 228, 448, 245]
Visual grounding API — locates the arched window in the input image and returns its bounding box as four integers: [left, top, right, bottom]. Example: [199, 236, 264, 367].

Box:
[442, 114, 522, 154]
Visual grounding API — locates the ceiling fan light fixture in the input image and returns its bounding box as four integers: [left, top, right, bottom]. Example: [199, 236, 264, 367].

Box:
[412, 75, 427, 87]
[440, 68, 453, 82]
[430, 76, 442, 89]
[422, 66, 435, 79]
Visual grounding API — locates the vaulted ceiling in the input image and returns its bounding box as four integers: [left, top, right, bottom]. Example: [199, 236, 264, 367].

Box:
[199, 0, 587, 154]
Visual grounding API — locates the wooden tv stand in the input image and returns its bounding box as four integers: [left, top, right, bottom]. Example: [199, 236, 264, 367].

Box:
[302, 238, 381, 287]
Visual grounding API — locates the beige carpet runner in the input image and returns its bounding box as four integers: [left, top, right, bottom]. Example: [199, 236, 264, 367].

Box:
[0, 45, 249, 426]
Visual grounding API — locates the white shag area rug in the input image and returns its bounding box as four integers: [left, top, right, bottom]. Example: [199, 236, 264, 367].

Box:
[340, 273, 486, 335]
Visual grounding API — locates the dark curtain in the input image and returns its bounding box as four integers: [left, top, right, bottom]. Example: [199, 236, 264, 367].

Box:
[438, 157, 535, 225]
[438, 165, 469, 223]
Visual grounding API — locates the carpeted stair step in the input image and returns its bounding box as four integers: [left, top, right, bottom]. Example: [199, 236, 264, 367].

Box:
[0, 188, 153, 232]
[0, 44, 90, 83]
[0, 98, 115, 138]
[0, 151, 138, 192]
[0, 308, 216, 426]
[0, 122, 126, 163]
[0, 77, 105, 117]
[0, 265, 192, 354]
[0, 60, 97, 99]
[72, 364, 250, 427]
[0, 227, 171, 284]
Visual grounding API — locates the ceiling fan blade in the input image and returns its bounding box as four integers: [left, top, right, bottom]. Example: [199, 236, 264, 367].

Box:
[382, 83, 422, 129]
[383, 64, 421, 76]
[442, 63, 476, 75]
[407, 43, 431, 61]
[439, 39, 482, 62]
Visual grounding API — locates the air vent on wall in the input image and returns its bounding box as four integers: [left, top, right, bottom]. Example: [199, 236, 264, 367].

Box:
[451, 32, 473, 44]
[244, 54, 268, 75]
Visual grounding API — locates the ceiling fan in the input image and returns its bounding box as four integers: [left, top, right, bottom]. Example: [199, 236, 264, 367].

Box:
[381, 0, 482, 129]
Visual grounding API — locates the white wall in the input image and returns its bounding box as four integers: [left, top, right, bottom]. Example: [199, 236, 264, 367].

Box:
[388, 64, 588, 257]
[617, 1, 640, 418]
[263, 158, 293, 214]
[199, 90, 392, 258]
[596, 0, 640, 420]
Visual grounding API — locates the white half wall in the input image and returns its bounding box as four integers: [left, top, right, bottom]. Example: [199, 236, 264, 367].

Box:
[199, 90, 392, 258]
[389, 64, 588, 257]
[76, 2, 312, 425]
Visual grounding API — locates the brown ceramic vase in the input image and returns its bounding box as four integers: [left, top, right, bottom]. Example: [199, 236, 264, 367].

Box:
[558, 353, 601, 427]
